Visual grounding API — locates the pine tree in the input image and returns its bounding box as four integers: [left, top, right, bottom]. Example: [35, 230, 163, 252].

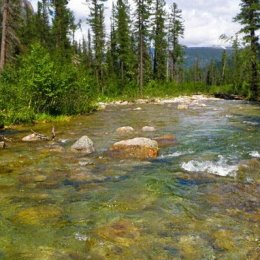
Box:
[134, 0, 152, 94]
[88, 0, 107, 92]
[51, 0, 72, 54]
[152, 0, 167, 81]
[0, 0, 22, 70]
[35, 0, 51, 48]
[234, 0, 260, 100]
[167, 2, 184, 81]
[115, 0, 135, 89]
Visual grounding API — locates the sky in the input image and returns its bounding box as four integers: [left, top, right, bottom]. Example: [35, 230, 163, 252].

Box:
[31, 0, 241, 47]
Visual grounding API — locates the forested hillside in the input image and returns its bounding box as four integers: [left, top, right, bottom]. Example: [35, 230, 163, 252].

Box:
[0, 0, 259, 126]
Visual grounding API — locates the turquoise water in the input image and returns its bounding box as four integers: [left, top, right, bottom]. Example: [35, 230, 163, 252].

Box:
[0, 99, 259, 259]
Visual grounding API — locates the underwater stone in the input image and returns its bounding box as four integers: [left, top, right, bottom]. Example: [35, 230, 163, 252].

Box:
[153, 134, 176, 147]
[116, 126, 134, 134]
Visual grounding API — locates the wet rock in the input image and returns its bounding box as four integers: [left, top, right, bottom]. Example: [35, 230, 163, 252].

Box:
[212, 229, 235, 250]
[22, 133, 49, 142]
[238, 158, 260, 183]
[78, 158, 95, 166]
[15, 205, 62, 225]
[177, 104, 188, 110]
[109, 137, 159, 159]
[48, 143, 65, 153]
[116, 126, 134, 134]
[153, 134, 176, 147]
[71, 136, 95, 154]
[142, 126, 156, 132]
[133, 107, 142, 111]
[33, 175, 47, 182]
[0, 141, 5, 149]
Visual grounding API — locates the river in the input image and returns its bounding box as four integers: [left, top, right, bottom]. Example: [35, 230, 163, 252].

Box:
[0, 97, 259, 259]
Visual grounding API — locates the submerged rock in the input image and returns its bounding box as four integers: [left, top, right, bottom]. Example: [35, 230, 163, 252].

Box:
[116, 126, 134, 134]
[97, 219, 140, 246]
[142, 126, 156, 132]
[153, 134, 176, 147]
[71, 135, 95, 154]
[15, 205, 62, 225]
[109, 137, 159, 159]
[177, 104, 189, 110]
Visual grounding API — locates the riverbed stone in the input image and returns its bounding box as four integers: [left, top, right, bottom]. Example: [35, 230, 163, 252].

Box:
[0, 141, 5, 149]
[15, 205, 62, 225]
[22, 133, 48, 142]
[97, 219, 140, 247]
[109, 137, 159, 159]
[142, 126, 156, 132]
[153, 134, 176, 147]
[177, 104, 188, 110]
[71, 135, 95, 154]
[33, 175, 47, 182]
[116, 126, 134, 134]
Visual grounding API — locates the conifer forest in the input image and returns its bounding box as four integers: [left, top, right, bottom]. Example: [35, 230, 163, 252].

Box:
[0, 0, 259, 124]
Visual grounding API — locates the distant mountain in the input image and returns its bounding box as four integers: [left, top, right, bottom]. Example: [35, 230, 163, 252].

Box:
[184, 47, 233, 67]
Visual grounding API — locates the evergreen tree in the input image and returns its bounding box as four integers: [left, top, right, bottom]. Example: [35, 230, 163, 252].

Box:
[0, 0, 22, 70]
[35, 0, 51, 48]
[51, 0, 72, 55]
[134, 0, 152, 94]
[88, 0, 107, 92]
[152, 0, 167, 81]
[115, 0, 135, 89]
[234, 0, 260, 100]
[167, 2, 184, 81]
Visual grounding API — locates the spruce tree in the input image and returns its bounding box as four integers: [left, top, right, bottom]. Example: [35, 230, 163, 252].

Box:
[51, 0, 72, 55]
[234, 0, 260, 100]
[88, 0, 107, 92]
[0, 0, 22, 70]
[167, 2, 184, 81]
[115, 0, 135, 89]
[152, 0, 167, 81]
[134, 0, 152, 94]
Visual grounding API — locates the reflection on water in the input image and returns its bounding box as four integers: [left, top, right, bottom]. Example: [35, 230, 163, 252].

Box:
[0, 99, 259, 259]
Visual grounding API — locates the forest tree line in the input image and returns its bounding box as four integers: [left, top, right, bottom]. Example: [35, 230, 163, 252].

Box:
[0, 0, 259, 125]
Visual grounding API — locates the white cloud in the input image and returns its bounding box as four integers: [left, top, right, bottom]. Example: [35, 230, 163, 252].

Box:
[31, 0, 241, 47]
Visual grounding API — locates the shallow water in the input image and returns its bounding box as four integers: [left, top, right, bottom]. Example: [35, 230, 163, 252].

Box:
[0, 99, 259, 260]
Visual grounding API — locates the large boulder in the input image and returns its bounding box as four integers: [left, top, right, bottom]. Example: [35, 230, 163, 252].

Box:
[153, 134, 176, 147]
[71, 136, 95, 154]
[109, 137, 159, 159]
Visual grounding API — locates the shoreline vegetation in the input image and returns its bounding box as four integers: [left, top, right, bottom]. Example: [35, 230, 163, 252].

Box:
[0, 92, 253, 129]
[0, 0, 259, 128]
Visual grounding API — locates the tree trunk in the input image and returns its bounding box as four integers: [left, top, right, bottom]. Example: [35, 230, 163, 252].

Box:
[0, 0, 9, 71]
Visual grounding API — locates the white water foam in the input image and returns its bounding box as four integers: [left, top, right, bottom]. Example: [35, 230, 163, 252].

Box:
[181, 156, 238, 177]
[243, 121, 259, 126]
[249, 151, 260, 158]
[75, 232, 88, 241]
[159, 150, 193, 159]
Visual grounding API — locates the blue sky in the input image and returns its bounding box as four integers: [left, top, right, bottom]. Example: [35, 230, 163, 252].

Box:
[31, 0, 241, 47]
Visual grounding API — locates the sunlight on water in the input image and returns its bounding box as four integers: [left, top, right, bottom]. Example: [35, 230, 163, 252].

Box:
[0, 99, 259, 259]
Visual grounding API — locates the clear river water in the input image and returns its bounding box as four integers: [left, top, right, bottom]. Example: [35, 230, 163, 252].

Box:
[0, 97, 259, 260]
